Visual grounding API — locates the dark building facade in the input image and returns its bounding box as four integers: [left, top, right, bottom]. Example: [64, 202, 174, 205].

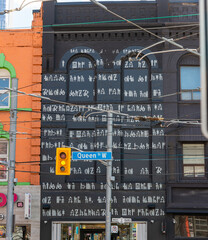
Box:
[41, 1, 206, 239]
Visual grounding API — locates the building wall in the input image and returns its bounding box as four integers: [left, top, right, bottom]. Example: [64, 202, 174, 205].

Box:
[162, 32, 208, 239]
[0, 7, 42, 240]
[41, 1, 205, 240]
[41, 1, 170, 240]
[0, 8, 42, 185]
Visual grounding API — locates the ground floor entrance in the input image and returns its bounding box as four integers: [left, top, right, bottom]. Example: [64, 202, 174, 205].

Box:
[52, 222, 147, 240]
[0, 225, 31, 239]
[80, 229, 105, 240]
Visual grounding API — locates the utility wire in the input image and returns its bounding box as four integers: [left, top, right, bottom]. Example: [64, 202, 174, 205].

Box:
[0, 0, 51, 15]
[0, 100, 201, 119]
[0, 26, 199, 101]
[136, 31, 199, 60]
[0, 116, 201, 127]
[27, 14, 201, 30]
[2, 23, 199, 34]
[89, 0, 200, 56]
[1, 5, 200, 28]
[0, 120, 202, 138]
[89, 0, 163, 40]
[4, 87, 166, 122]
[14, 154, 208, 164]
[1, 168, 207, 177]
[12, 132, 204, 140]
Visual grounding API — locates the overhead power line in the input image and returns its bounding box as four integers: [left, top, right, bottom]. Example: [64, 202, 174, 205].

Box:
[0, 168, 206, 177]
[4, 87, 202, 127]
[2, 23, 199, 34]
[5, 87, 164, 122]
[0, 0, 51, 15]
[39, 14, 200, 30]
[1, 2, 199, 30]
[89, 0, 200, 57]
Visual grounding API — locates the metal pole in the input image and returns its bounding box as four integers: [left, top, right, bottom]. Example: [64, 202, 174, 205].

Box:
[200, 0, 208, 138]
[6, 78, 18, 240]
[106, 111, 113, 240]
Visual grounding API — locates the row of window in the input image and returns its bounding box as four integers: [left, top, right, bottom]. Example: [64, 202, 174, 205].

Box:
[0, 140, 8, 181]
[175, 215, 208, 238]
[0, 61, 202, 181]
[0, 140, 206, 181]
[0, 66, 200, 108]
[0, 69, 10, 108]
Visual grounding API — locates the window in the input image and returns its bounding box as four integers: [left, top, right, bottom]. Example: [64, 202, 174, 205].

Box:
[175, 216, 208, 238]
[68, 56, 95, 103]
[0, 140, 8, 181]
[182, 143, 205, 178]
[0, 69, 10, 108]
[122, 57, 149, 102]
[180, 66, 200, 100]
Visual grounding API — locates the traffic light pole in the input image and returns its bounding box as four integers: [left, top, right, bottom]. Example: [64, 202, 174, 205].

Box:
[106, 111, 113, 240]
[6, 78, 18, 240]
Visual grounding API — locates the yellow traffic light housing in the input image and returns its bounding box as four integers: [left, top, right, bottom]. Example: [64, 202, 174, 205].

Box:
[56, 148, 71, 175]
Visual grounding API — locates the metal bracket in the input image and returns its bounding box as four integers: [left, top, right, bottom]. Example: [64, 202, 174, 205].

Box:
[99, 160, 108, 166]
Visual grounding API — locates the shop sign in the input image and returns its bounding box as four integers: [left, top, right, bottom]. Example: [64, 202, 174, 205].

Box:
[111, 225, 118, 234]
[24, 193, 31, 219]
[17, 202, 24, 208]
[0, 193, 18, 207]
[0, 214, 4, 221]
[112, 218, 132, 224]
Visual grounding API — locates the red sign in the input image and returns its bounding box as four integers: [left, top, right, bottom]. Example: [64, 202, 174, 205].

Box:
[0, 193, 18, 207]
[111, 225, 118, 234]
[17, 202, 24, 208]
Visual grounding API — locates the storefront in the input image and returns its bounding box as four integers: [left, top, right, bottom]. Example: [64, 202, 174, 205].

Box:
[52, 222, 147, 240]
[0, 225, 30, 239]
[174, 215, 208, 238]
[0, 185, 40, 240]
[167, 184, 208, 239]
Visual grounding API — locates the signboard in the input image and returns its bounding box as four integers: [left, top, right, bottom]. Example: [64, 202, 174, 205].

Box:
[72, 151, 112, 160]
[111, 225, 118, 233]
[112, 218, 132, 224]
[24, 193, 32, 219]
[0, 193, 18, 207]
[17, 202, 24, 208]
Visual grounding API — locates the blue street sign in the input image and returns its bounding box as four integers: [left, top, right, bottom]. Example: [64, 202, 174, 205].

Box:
[72, 152, 112, 160]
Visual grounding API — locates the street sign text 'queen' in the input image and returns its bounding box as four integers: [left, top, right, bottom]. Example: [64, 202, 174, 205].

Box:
[72, 151, 112, 160]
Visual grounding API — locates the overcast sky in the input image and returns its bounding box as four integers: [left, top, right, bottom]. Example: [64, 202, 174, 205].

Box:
[7, 0, 154, 29]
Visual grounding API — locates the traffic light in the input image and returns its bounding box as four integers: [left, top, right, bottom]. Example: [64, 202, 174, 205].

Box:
[56, 148, 71, 175]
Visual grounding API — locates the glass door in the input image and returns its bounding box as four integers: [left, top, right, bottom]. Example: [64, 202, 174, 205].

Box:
[80, 229, 105, 240]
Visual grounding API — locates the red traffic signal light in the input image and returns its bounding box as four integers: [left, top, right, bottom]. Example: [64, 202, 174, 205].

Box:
[56, 148, 71, 175]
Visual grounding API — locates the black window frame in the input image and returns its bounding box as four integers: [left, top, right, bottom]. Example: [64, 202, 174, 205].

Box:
[178, 142, 207, 180]
[179, 65, 200, 101]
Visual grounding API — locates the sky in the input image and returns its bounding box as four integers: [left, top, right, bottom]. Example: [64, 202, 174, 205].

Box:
[6, 0, 154, 29]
